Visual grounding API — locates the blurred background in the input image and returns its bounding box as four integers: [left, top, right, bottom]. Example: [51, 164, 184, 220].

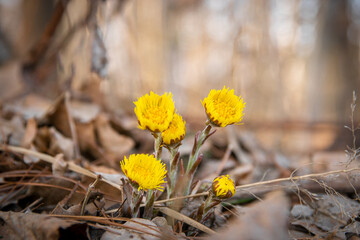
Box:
[0, 0, 359, 155]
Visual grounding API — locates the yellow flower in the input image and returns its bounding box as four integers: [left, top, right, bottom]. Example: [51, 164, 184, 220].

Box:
[212, 174, 236, 199]
[162, 113, 186, 145]
[201, 86, 245, 127]
[134, 92, 175, 132]
[121, 154, 167, 191]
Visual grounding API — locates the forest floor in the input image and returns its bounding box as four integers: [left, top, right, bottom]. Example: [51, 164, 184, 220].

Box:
[1, 92, 360, 240]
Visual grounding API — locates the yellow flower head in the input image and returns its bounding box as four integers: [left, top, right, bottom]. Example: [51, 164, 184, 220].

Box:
[162, 113, 186, 146]
[121, 154, 167, 191]
[201, 86, 245, 127]
[134, 92, 175, 132]
[212, 174, 236, 199]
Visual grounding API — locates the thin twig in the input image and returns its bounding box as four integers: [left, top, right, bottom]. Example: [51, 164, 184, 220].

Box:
[81, 175, 102, 215]
[0, 145, 122, 191]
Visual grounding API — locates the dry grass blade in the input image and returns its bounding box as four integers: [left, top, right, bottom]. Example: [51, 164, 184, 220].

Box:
[155, 206, 215, 235]
[0, 145, 122, 191]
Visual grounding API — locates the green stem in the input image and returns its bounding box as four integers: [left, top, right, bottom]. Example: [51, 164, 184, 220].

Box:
[186, 124, 212, 174]
[143, 189, 155, 219]
[197, 192, 221, 221]
[167, 147, 179, 199]
[184, 123, 213, 195]
[153, 133, 163, 160]
[131, 189, 143, 218]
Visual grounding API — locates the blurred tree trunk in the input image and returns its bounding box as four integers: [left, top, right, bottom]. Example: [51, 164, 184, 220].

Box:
[308, 0, 360, 122]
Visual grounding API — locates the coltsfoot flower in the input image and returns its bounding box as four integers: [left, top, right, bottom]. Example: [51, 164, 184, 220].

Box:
[201, 86, 245, 127]
[121, 154, 167, 191]
[134, 92, 175, 132]
[212, 174, 236, 199]
[162, 113, 186, 146]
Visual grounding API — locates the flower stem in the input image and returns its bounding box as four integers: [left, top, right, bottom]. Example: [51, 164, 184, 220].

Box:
[184, 123, 214, 195]
[153, 133, 163, 160]
[196, 192, 221, 222]
[143, 189, 155, 219]
[131, 189, 143, 218]
[167, 148, 180, 199]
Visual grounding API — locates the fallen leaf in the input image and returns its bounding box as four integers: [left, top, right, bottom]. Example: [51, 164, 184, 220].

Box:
[0, 115, 25, 146]
[48, 127, 75, 160]
[3, 94, 52, 120]
[69, 100, 100, 123]
[95, 114, 134, 157]
[208, 191, 290, 240]
[0, 211, 88, 240]
[290, 194, 360, 239]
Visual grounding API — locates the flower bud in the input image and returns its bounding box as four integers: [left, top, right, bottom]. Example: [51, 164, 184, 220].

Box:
[212, 174, 236, 199]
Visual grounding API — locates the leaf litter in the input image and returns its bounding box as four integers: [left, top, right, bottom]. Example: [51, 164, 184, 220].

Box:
[0, 91, 360, 239]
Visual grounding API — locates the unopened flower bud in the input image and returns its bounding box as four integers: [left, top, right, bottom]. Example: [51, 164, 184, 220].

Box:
[212, 174, 236, 199]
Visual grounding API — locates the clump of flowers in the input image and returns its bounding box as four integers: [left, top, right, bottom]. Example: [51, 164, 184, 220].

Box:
[121, 87, 245, 227]
[183, 87, 245, 195]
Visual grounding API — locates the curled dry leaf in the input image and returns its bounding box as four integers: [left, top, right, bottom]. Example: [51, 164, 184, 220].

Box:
[33, 126, 75, 160]
[76, 121, 104, 160]
[48, 127, 75, 160]
[42, 93, 72, 138]
[95, 114, 134, 157]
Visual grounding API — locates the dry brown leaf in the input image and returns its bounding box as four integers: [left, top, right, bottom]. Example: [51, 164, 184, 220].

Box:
[0, 115, 25, 146]
[290, 194, 360, 239]
[34, 126, 75, 160]
[48, 127, 75, 160]
[69, 100, 100, 123]
[42, 93, 72, 138]
[95, 114, 134, 157]
[76, 122, 101, 158]
[3, 94, 52, 120]
[0, 211, 88, 240]
[208, 191, 290, 240]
